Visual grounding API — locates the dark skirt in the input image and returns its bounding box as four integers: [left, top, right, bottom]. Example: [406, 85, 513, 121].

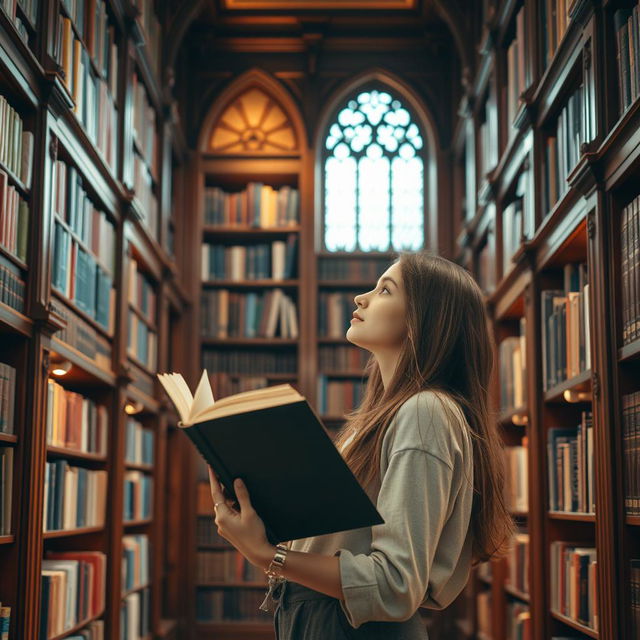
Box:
[272, 580, 429, 640]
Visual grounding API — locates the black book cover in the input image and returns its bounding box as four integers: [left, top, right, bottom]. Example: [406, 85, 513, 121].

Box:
[183, 399, 384, 544]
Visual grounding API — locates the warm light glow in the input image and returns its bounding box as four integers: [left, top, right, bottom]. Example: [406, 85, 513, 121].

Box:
[511, 413, 528, 426]
[50, 360, 72, 376]
[563, 389, 592, 403]
[125, 402, 144, 415]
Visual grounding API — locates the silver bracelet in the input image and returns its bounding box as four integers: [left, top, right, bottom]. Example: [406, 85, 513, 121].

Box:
[265, 543, 289, 580]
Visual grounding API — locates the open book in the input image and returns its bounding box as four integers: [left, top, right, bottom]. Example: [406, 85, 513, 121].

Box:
[157, 370, 384, 544]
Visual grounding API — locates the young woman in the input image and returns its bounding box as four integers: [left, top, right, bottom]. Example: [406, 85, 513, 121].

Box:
[208, 250, 513, 639]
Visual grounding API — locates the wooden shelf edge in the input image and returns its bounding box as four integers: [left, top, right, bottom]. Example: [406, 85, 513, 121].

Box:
[43, 525, 105, 539]
[548, 510, 596, 522]
[543, 369, 592, 403]
[47, 609, 105, 640]
[550, 609, 598, 638]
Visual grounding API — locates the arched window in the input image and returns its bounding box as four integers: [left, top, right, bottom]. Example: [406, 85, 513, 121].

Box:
[323, 88, 426, 252]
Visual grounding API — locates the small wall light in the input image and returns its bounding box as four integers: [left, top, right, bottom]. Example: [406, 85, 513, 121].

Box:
[125, 401, 144, 415]
[50, 359, 72, 376]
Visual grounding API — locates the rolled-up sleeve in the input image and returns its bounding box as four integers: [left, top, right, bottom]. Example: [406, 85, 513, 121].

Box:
[334, 448, 454, 628]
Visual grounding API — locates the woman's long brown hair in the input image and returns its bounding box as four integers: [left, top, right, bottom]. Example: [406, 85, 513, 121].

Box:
[332, 251, 513, 562]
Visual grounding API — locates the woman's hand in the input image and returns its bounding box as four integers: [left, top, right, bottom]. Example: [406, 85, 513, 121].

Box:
[208, 467, 275, 571]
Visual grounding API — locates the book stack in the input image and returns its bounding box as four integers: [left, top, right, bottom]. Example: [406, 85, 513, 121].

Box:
[318, 344, 369, 372]
[122, 535, 149, 593]
[196, 517, 231, 546]
[0, 253, 26, 313]
[201, 288, 298, 339]
[621, 197, 640, 345]
[499, 318, 527, 412]
[123, 471, 153, 522]
[204, 183, 299, 228]
[550, 543, 598, 631]
[201, 235, 298, 281]
[506, 601, 531, 640]
[0, 604, 10, 639]
[121, 588, 150, 640]
[0, 447, 13, 535]
[201, 349, 296, 377]
[43, 462, 107, 531]
[503, 198, 524, 274]
[547, 412, 595, 514]
[127, 257, 157, 370]
[46, 380, 108, 454]
[208, 373, 278, 399]
[64, 620, 104, 639]
[505, 442, 529, 513]
[0, 0, 38, 42]
[541, 0, 572, 67]
[0, 171, 29, 264]
[0, 362, 16, 434]
[0, 95, 34, 188]
[622, 391, 640, 516]
[541, 263, 591, 390]
[130, 0, 161, 75]
[613, 3, 640, 117]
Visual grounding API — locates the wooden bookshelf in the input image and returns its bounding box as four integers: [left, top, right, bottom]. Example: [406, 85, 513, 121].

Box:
[455, 1, 639, 638]
[0, 0, 190, 637]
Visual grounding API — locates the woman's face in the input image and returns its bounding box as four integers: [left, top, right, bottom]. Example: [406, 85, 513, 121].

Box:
[346, 261, 408, 352]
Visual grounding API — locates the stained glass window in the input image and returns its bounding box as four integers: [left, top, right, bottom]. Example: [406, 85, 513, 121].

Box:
[323, 89, 425, 252]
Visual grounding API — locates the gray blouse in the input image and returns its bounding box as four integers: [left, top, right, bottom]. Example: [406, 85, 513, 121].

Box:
[288, 390, 475, 629]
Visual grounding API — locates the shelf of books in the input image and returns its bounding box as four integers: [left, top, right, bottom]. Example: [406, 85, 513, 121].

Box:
[455, 1, 635, 638]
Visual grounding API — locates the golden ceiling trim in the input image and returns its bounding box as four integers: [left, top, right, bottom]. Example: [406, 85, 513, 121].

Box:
[222, 0, 417, 9]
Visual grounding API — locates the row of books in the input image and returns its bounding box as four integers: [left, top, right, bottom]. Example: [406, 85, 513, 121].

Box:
[50, 298, 112, 372]
[505, 442, 528, 513]
[40, 551, 106, 640]
[505, 6, 527, 130]
[550, 542, 598, 631]
[65, 620, 103, 640]
[318, 344, 369, 372]
[0, 170, 29, 263]
[477, 111, 497, 181]
[46, 380, 108, 454]
[127, 258, 156, 324]
[61, 0, 118, 93]
[196, 550, 265, 583]
[548, 412, 595, 514]
[0, 254, 25, 312]
[131, 72, 158, 181]
[316, 376, 365, 416]
[0, 362, 16, 434]
[121, 588, 150, 640]
[125, 419, 154, 466]
[623, 391, 640, 515]
[506, 601, 530, 640]
[499, 319, 527, 413]
[122, 534, 149, 593]
[132, 153, 158, 239]
[621, 196, 640, 345]
[123, 470, 152, 522]
[543, 83, 588, 215]
[506, 532, 530, 596]
[196, 515, 231, 547]
[209, 373, 289, 400]
[127, 310, 157, 371]
[56, 15, 118, 170]
[318, 257, 388, 281]
[43, 461, 107, 531]
[52, 221, 115, 331]
[201, 236, 298, 281]
[540, 0, 572, 67]
[201, 349, 296, 376]
[0, 447, 13, 535]
[196, 589, 271, 623]
[0, 0, 37, 42]
[614, 4, 640, 117]
[318, 291, 360, 338]
[204, 183, 300, 228]
[53, 160, 117, 274]
[201, 289, 299, 339]
[541, 263, 591, 390]
[0, 94, 34, 188]
[502, 197, 525, 275]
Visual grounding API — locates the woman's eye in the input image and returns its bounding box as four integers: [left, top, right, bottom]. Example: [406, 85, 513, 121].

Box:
[380, 286, 390, 294]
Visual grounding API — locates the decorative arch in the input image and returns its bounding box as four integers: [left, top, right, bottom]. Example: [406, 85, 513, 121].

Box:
[315, 69, 439, 252]
[198, 69, 307, 155]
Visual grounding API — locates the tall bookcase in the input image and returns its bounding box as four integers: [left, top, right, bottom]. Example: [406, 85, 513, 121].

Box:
[189, 73, 309, 640]
[0, 0, 191, 638]
[454, 0, 640, 639]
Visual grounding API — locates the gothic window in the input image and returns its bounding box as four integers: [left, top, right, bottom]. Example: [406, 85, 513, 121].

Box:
[323, 88, 425, 252]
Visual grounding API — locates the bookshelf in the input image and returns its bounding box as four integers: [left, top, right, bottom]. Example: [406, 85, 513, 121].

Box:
[191, 74, 308, 638]
[0, 0, 188, 637]
[456, 0, 639, 638]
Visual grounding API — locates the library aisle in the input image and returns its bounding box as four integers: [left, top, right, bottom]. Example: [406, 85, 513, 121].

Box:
[0, 0, 638, 639]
